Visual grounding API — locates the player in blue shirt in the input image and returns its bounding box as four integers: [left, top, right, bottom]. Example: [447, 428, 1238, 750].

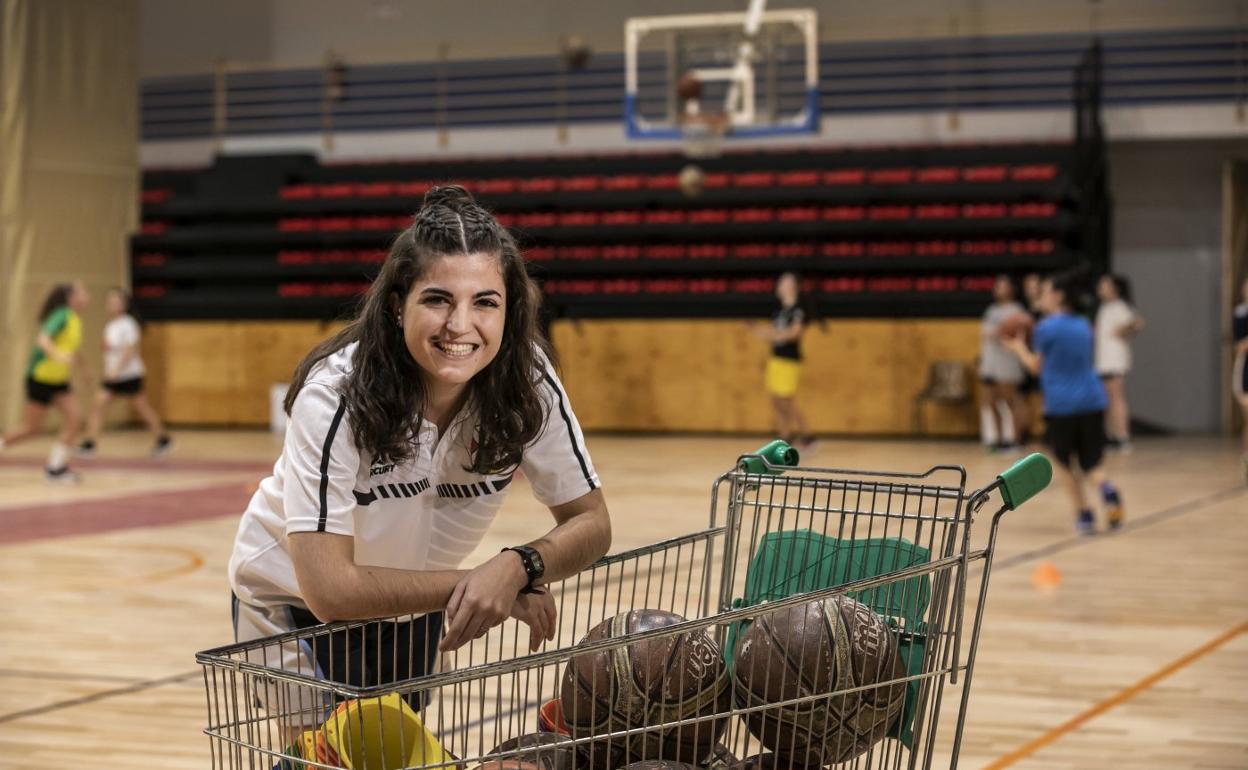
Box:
[1005, 272, 1125, 534]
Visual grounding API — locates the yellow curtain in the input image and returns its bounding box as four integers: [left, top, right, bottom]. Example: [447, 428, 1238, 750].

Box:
[0, 0, 139, 426]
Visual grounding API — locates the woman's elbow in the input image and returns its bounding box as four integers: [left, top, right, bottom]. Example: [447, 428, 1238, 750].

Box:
[594, 505, 613, 560]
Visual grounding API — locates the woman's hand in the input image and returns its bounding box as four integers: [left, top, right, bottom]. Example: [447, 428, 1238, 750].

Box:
[439, 551, 529, 652]
[1001, 334, 1029, 355]
[510, 588, 558, 652]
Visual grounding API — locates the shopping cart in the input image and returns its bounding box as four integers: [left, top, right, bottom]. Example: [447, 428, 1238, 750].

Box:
[197, 442, 1051, 770]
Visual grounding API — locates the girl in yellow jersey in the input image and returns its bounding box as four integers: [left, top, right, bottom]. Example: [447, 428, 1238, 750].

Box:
[0, 281, 91, 481]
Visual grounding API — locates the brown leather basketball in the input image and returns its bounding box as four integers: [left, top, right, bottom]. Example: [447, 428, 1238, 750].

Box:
[619, 762, 702, 770]
[561, 610, 731, 770]
[489, 733, 577, 770]
[732, 595, 908, 767]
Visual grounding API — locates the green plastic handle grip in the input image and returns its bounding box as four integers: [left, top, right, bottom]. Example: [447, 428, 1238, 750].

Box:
[997, 452, 1053, 510]
[738, 439, 800, 475]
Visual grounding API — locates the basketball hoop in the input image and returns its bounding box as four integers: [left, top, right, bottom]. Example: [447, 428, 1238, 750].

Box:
[681, 110, 730, 159]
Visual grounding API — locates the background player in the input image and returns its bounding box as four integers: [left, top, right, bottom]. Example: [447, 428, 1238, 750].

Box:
[0, 281, 91, 481]
[753, 271, 814, 451]
[1006, 272, 1125, 534]
[1095, 274, 1145, 451]
[978, 275, 1028, 450]
[1233, 277, 1248, 481]
[78, 287, 172, 457]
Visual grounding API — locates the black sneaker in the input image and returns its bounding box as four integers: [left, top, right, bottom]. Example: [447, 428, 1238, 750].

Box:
[152, 434, 173, 458]
[1075, 509, 1095, 536]
[45, 465, 81, 484]
[76, 439, 96, 458]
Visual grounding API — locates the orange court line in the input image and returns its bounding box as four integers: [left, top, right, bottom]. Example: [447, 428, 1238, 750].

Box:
[983, 620, 1248, 769]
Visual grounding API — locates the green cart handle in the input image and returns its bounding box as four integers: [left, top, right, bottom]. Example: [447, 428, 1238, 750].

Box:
[738, 439, 800, 475]
[997, 452, 1053, 509]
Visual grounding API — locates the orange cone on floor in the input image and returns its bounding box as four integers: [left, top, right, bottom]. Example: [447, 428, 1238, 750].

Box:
[1031, 561, 1062, 590]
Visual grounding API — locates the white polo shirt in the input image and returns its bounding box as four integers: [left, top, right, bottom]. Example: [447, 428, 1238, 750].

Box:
[227, 342, 599, 611]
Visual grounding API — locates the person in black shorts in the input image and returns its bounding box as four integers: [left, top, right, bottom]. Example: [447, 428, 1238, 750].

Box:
[1005, 271, 1125, 535]
[78, 288, 171, 457]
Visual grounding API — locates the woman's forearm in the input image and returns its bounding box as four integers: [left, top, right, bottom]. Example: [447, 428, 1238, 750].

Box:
[527, 492, 612, 584]
[290, 531, 466, 622]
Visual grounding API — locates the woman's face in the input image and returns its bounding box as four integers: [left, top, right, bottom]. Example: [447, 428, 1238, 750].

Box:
[105, 289, 126, 317]
[1023, 273, 1041, 302]
[69, 281, 90, 310]
[776, 274, 798, 305]
[1039, 279, 1063, 315]
[397, 252, 507, 393]
[993, 276, 1015, 302]
[1097, 275, 1117, 302]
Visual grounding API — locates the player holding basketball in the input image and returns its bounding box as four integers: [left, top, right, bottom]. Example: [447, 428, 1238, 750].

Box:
[0, 281, 91, 482]
[228, 186, 612, 704]
[977, 275, 1028, 450]
[1005, 272, 1124, 534]
[754, 272, 814, 451]
[78, 287, 172, 458]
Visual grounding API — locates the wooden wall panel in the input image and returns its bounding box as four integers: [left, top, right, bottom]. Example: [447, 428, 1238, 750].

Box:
[140, 321, 345, 425]
[551, 318, 981, 435]
[142, 319, 980, 434]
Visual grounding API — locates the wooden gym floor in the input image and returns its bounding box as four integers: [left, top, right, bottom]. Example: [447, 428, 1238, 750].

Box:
[0, 430, 1244, 769]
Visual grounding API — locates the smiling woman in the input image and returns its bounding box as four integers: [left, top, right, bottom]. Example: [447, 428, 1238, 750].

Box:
[225, 185, 612, 721]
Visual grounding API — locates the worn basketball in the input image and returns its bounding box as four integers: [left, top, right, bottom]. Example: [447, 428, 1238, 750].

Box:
[490, 733, 577, 770]
[676, 73, 702, 102]
[999, 311, 1034, 341]
[619, 762, 702, 770]
[678, 164, 706, 198]
[732, 595, 908, 767]
[472, 761, 541, 770]
[561, 610, 731, 770]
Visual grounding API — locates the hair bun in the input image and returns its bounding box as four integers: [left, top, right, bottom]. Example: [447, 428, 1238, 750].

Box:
[422, 184, 475, 210]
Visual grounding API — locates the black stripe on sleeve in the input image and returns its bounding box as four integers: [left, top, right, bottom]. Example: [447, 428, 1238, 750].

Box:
[492, 475, 514, 493]
[542, 371, 596, 492]
[377, 484, 391, 499]
[317, 399, 349, 532]
[387, 483, 402, 498]
[353, 489, 376, 506]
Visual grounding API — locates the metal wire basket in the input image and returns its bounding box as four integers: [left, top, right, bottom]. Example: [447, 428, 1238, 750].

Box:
[197, 444, 1051, 770]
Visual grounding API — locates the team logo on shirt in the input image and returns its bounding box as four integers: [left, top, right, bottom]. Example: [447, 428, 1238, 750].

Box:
[369, 463, 396, 476]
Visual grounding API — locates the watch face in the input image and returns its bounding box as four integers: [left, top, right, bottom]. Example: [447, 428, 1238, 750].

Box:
[528, 548, 545, 575]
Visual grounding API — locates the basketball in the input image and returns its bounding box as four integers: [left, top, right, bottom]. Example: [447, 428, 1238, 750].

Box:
[732, 595, 908, 766]
[999, 311, 1034, 341]
[619, 762, 702, 770]
[678, 164, 706, 198]
[473, 761, 542, 770]
[490, 733, 578, 770]
[561, 610, 731, 770]
[676, 73, 702, 102]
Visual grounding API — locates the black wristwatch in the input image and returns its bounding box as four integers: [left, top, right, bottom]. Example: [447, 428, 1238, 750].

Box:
[502, 545, 545, 594]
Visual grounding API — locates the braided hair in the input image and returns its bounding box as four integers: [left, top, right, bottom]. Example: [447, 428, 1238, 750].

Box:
[286, 185, 551, 473]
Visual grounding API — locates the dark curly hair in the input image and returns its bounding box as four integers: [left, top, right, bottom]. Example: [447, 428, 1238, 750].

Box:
[285, 185, 552, 474]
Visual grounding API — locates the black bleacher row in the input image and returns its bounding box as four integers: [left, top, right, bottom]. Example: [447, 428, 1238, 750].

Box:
[132, 145, 1084, 320]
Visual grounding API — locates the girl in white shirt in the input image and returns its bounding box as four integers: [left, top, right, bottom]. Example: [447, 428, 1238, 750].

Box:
[228, 186, 612, 716]
[1095, 275, 1145, 450]
[78, 288, 171, 457]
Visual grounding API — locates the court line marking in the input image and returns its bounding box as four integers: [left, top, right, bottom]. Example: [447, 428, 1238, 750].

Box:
[0, 482, 1240, 726]
[0, 670, 200, 724]
[993, 484, 1246, 570]
[982, 620, 1248, 769]
[0, 668, 144, 684]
